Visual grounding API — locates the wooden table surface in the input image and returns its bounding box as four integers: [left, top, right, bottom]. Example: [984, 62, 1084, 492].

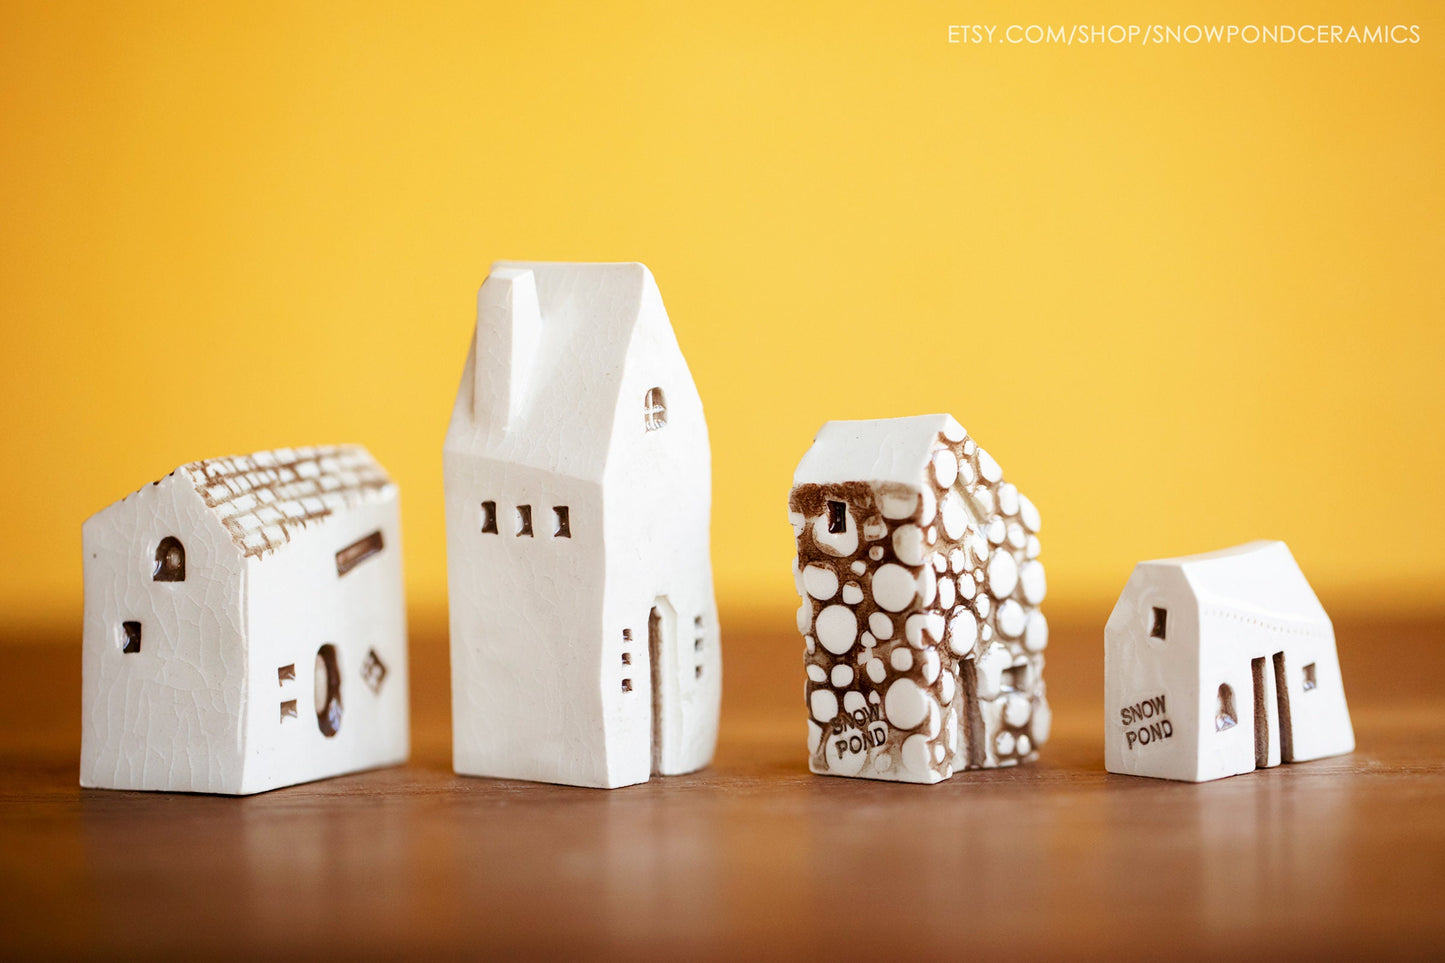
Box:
[3, 608, 1443, 960]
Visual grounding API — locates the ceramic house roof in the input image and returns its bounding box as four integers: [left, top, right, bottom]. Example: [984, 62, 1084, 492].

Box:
[1142, 541, 1330, 628]
[449, 261, 674, 482]
[181, 444, 393, 559]
[793, 414, 969, 488]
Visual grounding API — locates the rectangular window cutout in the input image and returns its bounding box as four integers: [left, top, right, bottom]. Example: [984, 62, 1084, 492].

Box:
[280, 699, 297, 721]
[827, 500, 847, 534]
[1001, 664, 1029, 692]
[121, 621, 141, 654]
[623, 628, 633, 641]
[516, 505, 533, 537]
[278, 664, 296, 685]
[695, 637, 704, 652]
[335, 530, 385, 576]
[1150, 607, 1167, 640]
[481, 500, 498, 534]
[695, 665, 704, 679]
[554, 506, 571, 538]
[1303, 663, 1317, 691]
[621, 678, 633, 692]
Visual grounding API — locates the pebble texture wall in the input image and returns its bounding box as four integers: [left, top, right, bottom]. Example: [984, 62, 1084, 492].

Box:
[790, 423, 1049, 783]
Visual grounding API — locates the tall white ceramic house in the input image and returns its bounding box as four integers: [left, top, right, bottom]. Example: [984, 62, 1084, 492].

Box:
[81, 445, 409, 794]
[444, 261, 720, 789]
[1104, 541, 1354, 782]
[790, 414, 1049, 784]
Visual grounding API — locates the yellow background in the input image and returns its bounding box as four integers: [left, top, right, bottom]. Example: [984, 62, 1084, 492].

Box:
[3, 1, 1442, 639]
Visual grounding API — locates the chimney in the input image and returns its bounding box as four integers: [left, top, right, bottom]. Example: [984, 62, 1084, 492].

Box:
[473, 267, 541, 432]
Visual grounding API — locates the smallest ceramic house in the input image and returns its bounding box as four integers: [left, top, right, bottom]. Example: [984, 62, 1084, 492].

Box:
[790, 414, 1049, 784]
[1104, 541, 1353, 782]
[81, 445, 409, 794]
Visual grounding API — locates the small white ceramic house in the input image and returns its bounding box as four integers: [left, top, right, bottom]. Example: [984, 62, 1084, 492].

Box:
[81, 445, 409, 794]
[444, 261, 720, 789]
[1104, 540, 1354, 782]
[790, 414, 1049, 784]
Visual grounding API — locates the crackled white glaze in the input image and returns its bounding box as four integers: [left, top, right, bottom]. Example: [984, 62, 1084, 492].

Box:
[1104, 540, 1354, 783]
[443, 262, 719, 789]
[790, 414, 1048, 784]
[80, 445, 409, 795]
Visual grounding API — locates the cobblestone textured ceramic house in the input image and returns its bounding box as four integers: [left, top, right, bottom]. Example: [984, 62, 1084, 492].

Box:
[1104, 540, 1354, 782]
[444, 261, 720, 789]
[790, 414, 1049, 784]
[81, 445, 409, 794]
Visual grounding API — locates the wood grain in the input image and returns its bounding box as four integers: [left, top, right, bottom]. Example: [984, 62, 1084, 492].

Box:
[2, 610, 1443, 960]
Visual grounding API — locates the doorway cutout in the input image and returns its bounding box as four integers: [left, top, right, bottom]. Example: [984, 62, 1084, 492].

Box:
[647, 598, 678, 775]
[1273, 651, 1294, 764]
[1251, 656, 1268, 768]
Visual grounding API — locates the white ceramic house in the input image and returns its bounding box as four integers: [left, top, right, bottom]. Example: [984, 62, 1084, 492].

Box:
[1104, 540, 1354, 782]
[81, 445, 409, 794]
[790, 414, 1049, 784]
[444, 261, 720, 789]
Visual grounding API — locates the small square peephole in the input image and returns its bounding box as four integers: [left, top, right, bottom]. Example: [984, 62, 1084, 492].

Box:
[1150, 607, 1167, 640]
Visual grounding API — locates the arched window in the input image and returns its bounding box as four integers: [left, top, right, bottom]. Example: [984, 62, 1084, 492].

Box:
[153, 537, 185, 582]
[644, 387, 667, 431]
[1215, 683, 1237, 731]
[315, 644, 343, 738]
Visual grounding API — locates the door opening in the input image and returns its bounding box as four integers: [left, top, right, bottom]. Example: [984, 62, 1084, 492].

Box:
[649, 604, 664, 775]
[1251, 656, 1268, 768]
[1272, 651, 1294, 764]
[960, 658, 986, 769]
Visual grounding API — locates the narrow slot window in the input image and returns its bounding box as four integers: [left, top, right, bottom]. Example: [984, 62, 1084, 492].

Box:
[278, 664, 296, 685]
[554, 506, 571, 538]
[516, 505, 533, 537]
[1150, 607, 1167, 640]
[120, 621, 141, 654]
[621, 652, 631, 665]
[280, 699, 298, 722]
[827, 500, 847, 534]
[480, 501, 498, 534]
[621, 678, 633, 692]
[1303, 663, 1317, 691]
[335, 530, 384, 576]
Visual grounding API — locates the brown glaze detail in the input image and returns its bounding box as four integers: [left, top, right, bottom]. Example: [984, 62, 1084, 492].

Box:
[183, 445, 393, 560]
[121, 621, 141, 654]
[1252, 656, 1269, 767]
[153, 536, 185, 582]
[361, 648, 388, 694]
[278, 664, 296, 685]
[316, 644, 343, 738]
[335, 531, 384, 576]
[788, 480, 877, 521]
[961, 658, 986, 768]
[1274, 651, 1294, 763]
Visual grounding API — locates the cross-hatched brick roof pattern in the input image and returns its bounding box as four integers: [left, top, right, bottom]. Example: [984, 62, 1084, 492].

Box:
[183, 445, 394, 560]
